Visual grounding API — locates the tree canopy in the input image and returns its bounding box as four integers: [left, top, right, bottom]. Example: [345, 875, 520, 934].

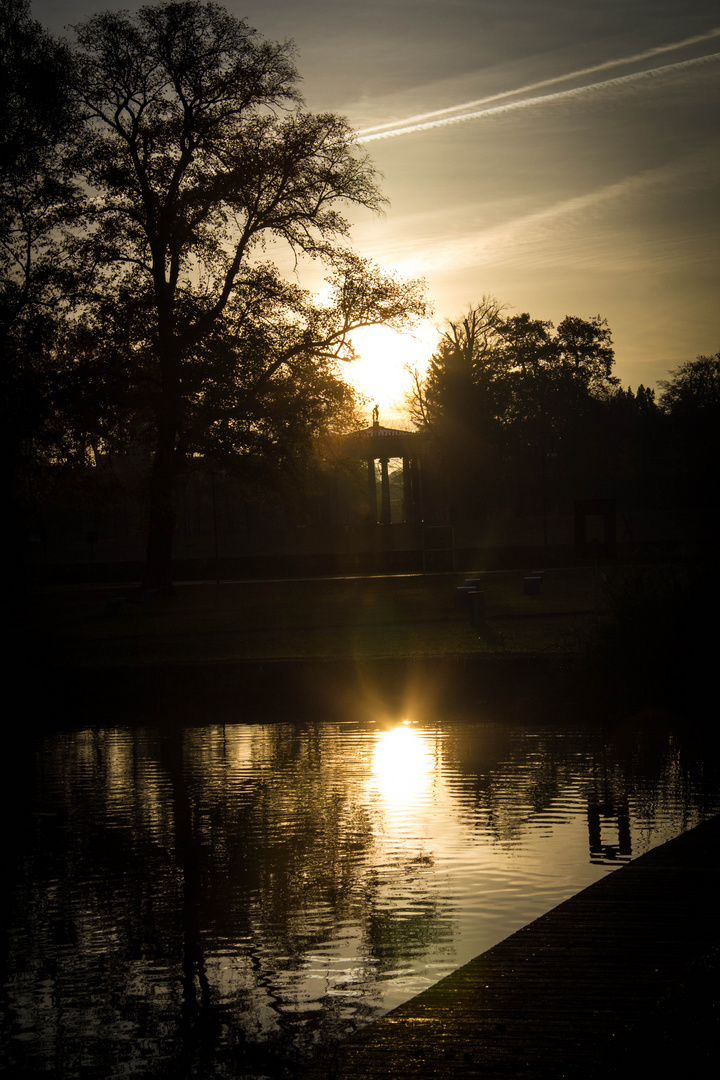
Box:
[13, 3, 717, 573]
[658, 352, 720, 417]
[0, 0, 80, 603]
[657, 352, 720, 509]
[64, 1, 426, 588]
[410, 299, 625, 519]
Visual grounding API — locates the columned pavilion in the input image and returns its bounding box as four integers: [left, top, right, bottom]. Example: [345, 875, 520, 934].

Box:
[337, 412, 430, 525]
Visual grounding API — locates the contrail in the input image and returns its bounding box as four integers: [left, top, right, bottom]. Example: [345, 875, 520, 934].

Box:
[357, 53, 720, 142]
[357, 27, 720, 136]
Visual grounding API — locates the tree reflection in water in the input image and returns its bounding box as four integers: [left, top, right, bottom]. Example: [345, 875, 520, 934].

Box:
[3, 717, 719, 1078]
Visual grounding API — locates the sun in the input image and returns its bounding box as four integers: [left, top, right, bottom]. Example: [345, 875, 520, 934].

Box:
[347, 322, 439, 422]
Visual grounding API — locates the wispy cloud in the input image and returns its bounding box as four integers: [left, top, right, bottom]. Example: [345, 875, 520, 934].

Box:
[369, 152, 713, 277]
[357, 50, 720, 142]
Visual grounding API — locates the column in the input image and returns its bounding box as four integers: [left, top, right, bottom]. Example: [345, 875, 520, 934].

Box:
[380, 457, 391, 525]
[410, 456, 422, 522]
[402, 456, 412, 523]
[366, 457, 377, 523]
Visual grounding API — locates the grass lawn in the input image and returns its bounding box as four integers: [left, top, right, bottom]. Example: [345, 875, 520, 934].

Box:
[20, 566, 603, 667]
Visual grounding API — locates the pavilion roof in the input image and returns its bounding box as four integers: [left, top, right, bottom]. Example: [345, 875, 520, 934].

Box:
[349, 423, 415, 439]
[332, 421, 430, 458]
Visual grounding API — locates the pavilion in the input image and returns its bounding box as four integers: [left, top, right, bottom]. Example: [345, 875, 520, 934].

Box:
[337, 409, 431, 525]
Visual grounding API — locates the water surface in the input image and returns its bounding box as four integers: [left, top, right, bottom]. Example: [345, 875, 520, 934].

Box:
[3, 713, 718, 1078]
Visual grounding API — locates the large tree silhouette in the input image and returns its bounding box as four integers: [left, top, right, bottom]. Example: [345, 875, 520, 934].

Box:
[659, 351, 720, 513]
[410, 301, 619, 520]
[70, 2, 425, 590]
[0, 0, 78, 605]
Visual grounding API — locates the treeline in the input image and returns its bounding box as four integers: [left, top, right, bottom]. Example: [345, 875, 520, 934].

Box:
[3, 1, 717, 597]
[409, 297, 719, 533]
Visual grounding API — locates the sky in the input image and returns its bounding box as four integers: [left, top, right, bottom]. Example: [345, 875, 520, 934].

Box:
[33, 0, 720, 421]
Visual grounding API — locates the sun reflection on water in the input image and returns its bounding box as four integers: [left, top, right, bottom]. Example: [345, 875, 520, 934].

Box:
[370, 723, 435, 807]
[8, 718, 720, 1078]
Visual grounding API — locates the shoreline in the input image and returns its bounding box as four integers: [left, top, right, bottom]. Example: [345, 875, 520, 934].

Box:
[301, 813, 720, 1078]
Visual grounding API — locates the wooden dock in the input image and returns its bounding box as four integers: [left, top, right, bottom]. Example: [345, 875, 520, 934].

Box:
[303, 814, 720, 1079]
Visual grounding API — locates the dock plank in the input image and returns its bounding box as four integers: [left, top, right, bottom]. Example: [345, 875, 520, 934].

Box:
[302, 815, 720, 1078]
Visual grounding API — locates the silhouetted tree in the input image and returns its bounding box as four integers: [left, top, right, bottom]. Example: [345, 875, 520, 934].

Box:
[659, 353, 720, 417]
[567, 383, 662, 509]
[69, 2, 426, 590]
[498, 313, 618, 506]
[0, 0, 78, 602]
[497, 312, 616, 434]
[659, 352, 720, 515]
[408, 297, 509, 517]
[411, 297, 507, 432]
[410, 301, 619, 520]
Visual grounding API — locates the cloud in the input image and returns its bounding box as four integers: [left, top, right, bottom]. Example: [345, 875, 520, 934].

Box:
[357, 51, 720, 142]
[360, 150, 716, 279]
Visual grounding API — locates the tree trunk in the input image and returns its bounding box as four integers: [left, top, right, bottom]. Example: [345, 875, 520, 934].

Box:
[142, 433, 178, 594]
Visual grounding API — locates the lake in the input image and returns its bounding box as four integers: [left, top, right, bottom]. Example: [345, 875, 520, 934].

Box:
[3, 707, 718, 1078]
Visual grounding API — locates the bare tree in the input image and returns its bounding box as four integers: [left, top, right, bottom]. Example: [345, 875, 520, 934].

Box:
[70, 1, 426, 590]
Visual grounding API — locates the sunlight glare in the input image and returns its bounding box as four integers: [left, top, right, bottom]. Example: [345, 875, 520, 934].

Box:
[347, 323, 439, 420]
[371, 724, 434, 806]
